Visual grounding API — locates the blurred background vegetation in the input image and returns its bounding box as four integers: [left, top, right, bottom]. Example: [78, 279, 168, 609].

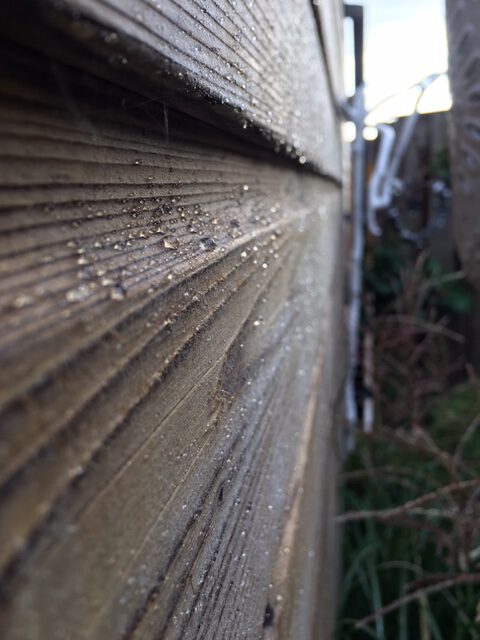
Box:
[337, 147, 480, 638]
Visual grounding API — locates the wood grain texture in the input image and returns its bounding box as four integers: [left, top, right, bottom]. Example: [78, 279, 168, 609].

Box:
[1, 0, 342, 180]
[446, 0, 480, 290]
[313, 0, 345, 102]
[0, 44, 343, 639]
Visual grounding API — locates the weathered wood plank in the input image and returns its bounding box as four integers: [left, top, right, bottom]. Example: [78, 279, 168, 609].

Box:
[0, 46, 342, 639]
[313, 0, 345, 102]
[446, 0, 480, 289]
[0, 0, 342, 179]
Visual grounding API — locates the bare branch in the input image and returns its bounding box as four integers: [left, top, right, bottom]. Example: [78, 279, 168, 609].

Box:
[355, 574, 480, 629]
[337, 479, 480, 524]
[454, 413, 480, 469]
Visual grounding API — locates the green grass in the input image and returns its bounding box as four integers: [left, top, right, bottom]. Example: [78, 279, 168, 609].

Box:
[336, 390, 480, 639]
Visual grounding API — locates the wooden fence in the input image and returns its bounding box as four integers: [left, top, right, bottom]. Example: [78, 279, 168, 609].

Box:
[0, 1, 344, 638]
[447, 0, 480, 290]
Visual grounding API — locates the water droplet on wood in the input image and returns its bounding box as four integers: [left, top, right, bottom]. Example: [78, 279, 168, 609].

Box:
[200, 237, 217, 251]
[163, 236, 180, 250]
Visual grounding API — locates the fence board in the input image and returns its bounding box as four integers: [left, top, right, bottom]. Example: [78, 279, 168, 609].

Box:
[0, 45, 343, 639]
[313, 0, 345, 101]
[446, 0, 480, 289]
[0, 0, 342, 180]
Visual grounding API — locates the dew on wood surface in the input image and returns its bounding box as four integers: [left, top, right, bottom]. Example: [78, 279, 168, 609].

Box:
[109, 284, 126, 301]
[200, 237, 217, 251]
[163, 236, 180, 250]
[66, 283, 92, 302]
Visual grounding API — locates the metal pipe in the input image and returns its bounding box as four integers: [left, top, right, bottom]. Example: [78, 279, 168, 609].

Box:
[367, 74, 443, 237]
[345, 87, 366, 450]
[367, 124, 396, 236]
[344, 4, 364, 88]
[343, 3, 365, 450]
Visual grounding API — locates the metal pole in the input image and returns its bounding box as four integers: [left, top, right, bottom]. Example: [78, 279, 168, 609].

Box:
[344, 4, 365, 450]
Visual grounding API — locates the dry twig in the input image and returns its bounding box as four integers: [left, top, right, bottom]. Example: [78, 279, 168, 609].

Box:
[337, 479, 480, 524]
[355, 573, 480, 629]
